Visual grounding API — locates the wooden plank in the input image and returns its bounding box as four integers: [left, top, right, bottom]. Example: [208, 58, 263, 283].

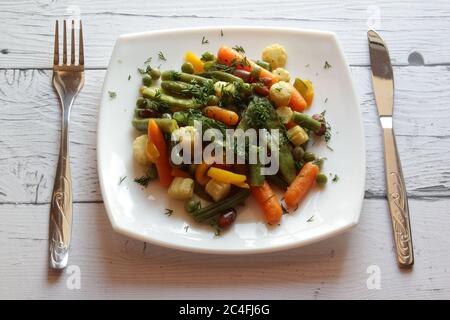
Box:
[1, 66, 449, 203]
[1, 0, 450, 67]
[0, 198, 449, 299]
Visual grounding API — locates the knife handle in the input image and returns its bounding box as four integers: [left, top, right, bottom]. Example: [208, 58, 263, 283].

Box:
[382, 125, 414, 267]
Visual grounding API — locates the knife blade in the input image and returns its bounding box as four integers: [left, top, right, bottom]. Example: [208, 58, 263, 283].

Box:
[368, 30, 414, 267]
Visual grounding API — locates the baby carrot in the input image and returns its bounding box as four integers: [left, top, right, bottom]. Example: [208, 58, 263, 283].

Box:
[217, 46, 278, 85]
[284, 162, 319, 209]
[203, 106, 239, 126]
[288, 83, 307, 112]
[148, 119, 173, 187]
[251, 181, 283, 225]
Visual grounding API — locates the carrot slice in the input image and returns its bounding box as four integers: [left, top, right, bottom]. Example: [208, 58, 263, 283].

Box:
[284, 162, 319, 209]
[148, 119, 173, 187]
[217, 46, 278, 85]
[251, 181, 283, 225]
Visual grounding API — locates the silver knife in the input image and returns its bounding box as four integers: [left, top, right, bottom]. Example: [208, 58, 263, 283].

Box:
[368, 30, 414, 267]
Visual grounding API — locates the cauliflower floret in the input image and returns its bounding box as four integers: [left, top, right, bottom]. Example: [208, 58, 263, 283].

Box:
[262, 44, 287, 69]
[269, 81, 292, 107]
[133, 134, 151, 165]
[273, 67, 290, 82]
[214, 81, 235, 98]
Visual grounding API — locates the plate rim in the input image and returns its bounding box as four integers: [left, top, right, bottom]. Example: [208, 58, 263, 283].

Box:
[97, 26, 366, 254]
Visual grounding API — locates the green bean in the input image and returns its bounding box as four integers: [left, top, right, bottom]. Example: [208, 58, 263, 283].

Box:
[255, 60, 272, 71]
[160, 81, 192, 97]
[190, 190, 250, 222]
[161, 70, 211, 85]
[181, 62, 194, 74]
[131, 118, 179, 133]
[292, 112, 322, 132]
[141, 87, 202, 110]
[201, 71, 244, 83]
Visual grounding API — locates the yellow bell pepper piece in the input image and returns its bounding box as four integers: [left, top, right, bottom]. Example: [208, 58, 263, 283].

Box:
[207, 167, 247, 186]
[293, 78, 314, 107]
[185, 51, 204, 73]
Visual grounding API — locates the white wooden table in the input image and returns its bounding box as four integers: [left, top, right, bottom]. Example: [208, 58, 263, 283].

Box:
[1, 0, 450, 299]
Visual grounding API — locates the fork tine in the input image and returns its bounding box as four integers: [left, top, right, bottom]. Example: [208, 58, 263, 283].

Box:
[53, 21, 59, 66]
[63, 20, 67, 64]
[79, 20, 84, 66]
[70, 20, 75, 65]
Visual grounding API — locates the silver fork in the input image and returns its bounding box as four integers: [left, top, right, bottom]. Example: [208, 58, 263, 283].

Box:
[49, 20, 84, 270]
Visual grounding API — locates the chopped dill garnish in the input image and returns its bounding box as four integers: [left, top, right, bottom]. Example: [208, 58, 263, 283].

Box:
[108, 91, 117, 98]
[324, 97, 328, 103]
[158, 51, 167, 61]
[201, 36, 209, 44]
[182, 80, 215, 105]
[332, 174, 339, 183]
[184, 225, 189, 232]
[128, 75, 131, 81]
[220, 29, 224, 37]
[307, 215, 315, 222]
[165, 208, 174, 216]
[232, 45, 245, 54]
[321, 110, 332, 143]
[324, 61, 332, 69]
[118, 176, 126, 185]
[154, 88, 162, 100]
[144, 57, 152, 64]
[134, 167, 157, 187]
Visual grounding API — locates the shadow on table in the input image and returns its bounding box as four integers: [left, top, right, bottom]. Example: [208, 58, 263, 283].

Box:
[92, 203, 350, 288]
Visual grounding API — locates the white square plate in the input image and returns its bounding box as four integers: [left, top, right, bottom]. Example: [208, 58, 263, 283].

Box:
[98, 27, 365, 254]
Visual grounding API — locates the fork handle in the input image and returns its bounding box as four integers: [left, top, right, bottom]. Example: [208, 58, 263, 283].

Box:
[49, 100, 73, 270]
[383, 126, 414, 267]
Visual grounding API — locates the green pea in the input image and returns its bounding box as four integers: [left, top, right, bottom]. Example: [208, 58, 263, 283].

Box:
[150, 68, 161, 80]
[207, 95, 220, 106]
[181, 62, 195, 74]
[185, 199, 200, 213]
[142, 74, 152, 86]
[303, 151, 316, 162]
[201, 52, 215, 62]
[316, 173, 328, 186]
[292, 146, 305, 161]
